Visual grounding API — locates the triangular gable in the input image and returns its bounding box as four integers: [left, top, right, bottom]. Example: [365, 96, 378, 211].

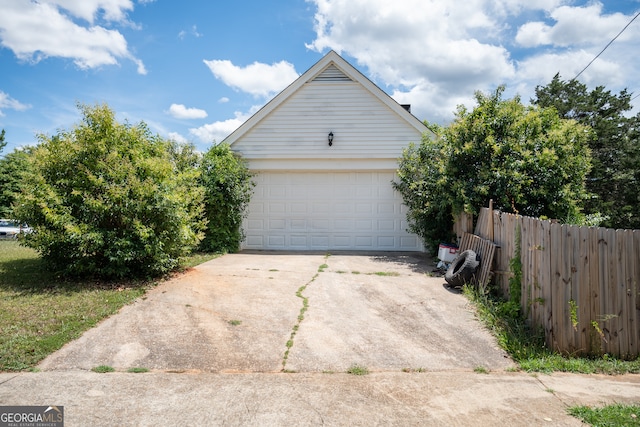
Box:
[223, 51, 430, 145]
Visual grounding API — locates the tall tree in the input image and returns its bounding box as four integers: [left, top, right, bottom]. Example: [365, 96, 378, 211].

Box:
[533, 74, 640, 228]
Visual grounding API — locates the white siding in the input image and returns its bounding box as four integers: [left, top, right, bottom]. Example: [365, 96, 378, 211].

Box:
[231, 81, 423, 163]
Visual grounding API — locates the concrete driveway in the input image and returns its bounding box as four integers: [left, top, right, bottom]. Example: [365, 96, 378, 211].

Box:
[38, 252, 512, 373]
[6, 252, 640, 426]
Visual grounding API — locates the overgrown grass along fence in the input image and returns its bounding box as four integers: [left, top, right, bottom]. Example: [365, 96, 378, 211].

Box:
[456, 208, 640, 358]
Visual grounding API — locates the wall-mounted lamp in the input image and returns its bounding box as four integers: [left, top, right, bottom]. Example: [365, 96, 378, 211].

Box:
[328, 131, 334, 146]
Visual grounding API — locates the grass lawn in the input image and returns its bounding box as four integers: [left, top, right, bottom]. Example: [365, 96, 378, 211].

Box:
[0, 241, 218, 371]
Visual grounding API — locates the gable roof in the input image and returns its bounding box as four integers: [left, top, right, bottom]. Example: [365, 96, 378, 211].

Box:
[223, 51, 430, 145]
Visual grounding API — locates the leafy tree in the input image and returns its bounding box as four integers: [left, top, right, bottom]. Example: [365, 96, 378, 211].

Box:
[395, 87, 592, 252]
[199, 143, 254, 253]
[0, 147, 31, 217]
[533, 74, 640, 228]
[14, 103, 205, 279]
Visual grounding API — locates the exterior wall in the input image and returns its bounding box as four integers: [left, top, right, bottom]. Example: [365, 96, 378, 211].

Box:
[230, 81, 423, 166]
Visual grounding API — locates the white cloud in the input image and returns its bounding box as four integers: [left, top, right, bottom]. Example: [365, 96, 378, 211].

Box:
[218, 97, 230, 103]
[516, 3, 636, 48]
[203, 59, 299, 98]
[0, 0, 146, 74]
[41, 0, 134, 24]
[305, 0, 640, 124]
[168, 104, 208, 120]
[0, 91, 31, 116]
[189, 108, 259, 143]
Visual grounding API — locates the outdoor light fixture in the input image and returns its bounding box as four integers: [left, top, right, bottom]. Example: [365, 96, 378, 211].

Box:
[328, 131, 334, 146]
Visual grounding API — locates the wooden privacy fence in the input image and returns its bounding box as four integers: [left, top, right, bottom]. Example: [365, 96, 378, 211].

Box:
[456, 208, 640, 358]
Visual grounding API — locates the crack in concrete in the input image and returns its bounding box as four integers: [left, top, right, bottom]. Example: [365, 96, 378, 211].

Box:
[532, 375, 572, 409]
[0, 373, 21, 386]
[281, 255, 329, 371]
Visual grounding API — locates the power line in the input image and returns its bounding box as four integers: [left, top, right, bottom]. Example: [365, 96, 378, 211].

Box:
[573, 10, 640, 80]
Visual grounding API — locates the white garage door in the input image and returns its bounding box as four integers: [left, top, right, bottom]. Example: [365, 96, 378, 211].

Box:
[242, 171, 422, 251]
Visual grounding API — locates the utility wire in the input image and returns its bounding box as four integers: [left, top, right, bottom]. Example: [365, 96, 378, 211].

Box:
[573, 10, 640, 80]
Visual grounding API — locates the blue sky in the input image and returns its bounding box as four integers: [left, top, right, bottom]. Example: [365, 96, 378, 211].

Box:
[1, 0, 639, 154]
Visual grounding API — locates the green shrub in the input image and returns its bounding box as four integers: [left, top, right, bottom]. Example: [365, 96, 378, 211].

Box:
[199, 143, 254, 253]
[395, 87, 592, 251]
[14, 103, 205, 279]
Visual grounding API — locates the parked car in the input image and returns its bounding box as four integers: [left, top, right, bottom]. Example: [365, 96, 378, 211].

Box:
[0, 219, 31, 240]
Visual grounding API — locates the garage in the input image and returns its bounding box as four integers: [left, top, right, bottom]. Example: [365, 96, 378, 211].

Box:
[243, 171, 420, 251]
[223, 51, 431, 251]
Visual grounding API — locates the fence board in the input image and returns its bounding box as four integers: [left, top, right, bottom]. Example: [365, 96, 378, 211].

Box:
[616, 230, 624, 356]
[571, 227, 590, 354]
[629, 230, 640, 356]
[550, 223, 563, 352]
[540, 220, 553, 341]
[577, 227, 591, 354]
[563, 225, 577, 353]
[623, 229, 634, 357]
[604, 228, 616, 353]
[589, 225, 601, 355]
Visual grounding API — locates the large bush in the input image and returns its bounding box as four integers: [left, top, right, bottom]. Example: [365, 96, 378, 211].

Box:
[395, 87, 592, 252]
[199, 143, 254, 253]
[14, 103, 205, 279]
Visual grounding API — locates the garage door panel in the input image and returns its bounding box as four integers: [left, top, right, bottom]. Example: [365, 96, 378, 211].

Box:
[247, 219, 264, 230]
[311, 236, 329, 247]
[290, 219, 307, 230]
[334, 219, 352, 230]
[355, 219, 372, 230]
[242, 172, 422, 251]
[268, 235, 285, 247]
[333, 236, 351, 247]
[290, 203, 307, 214]
[312, 219, 330, 230]
[290, 235, 308, 247]
[269, 185, 287, 197]
[378, 236, 396, 247]
[378, 219, 395, 231]
[269, 219, 285, 230]
[355, 236, 373, 248]
[312, 202, 331, 214]
[333, 203, 352, 214]
[268, 203, 286, 214]
[355, 203, 373, 214]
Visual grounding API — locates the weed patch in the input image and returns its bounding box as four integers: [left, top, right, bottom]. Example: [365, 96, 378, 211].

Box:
[127, 367, 149, 373]
[92, 365, 115, 373]
[346, 364, 369, 375]
[568, 403, 640, 426]
[371, 271, 400, 277]
[474, 366, 489, 374]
